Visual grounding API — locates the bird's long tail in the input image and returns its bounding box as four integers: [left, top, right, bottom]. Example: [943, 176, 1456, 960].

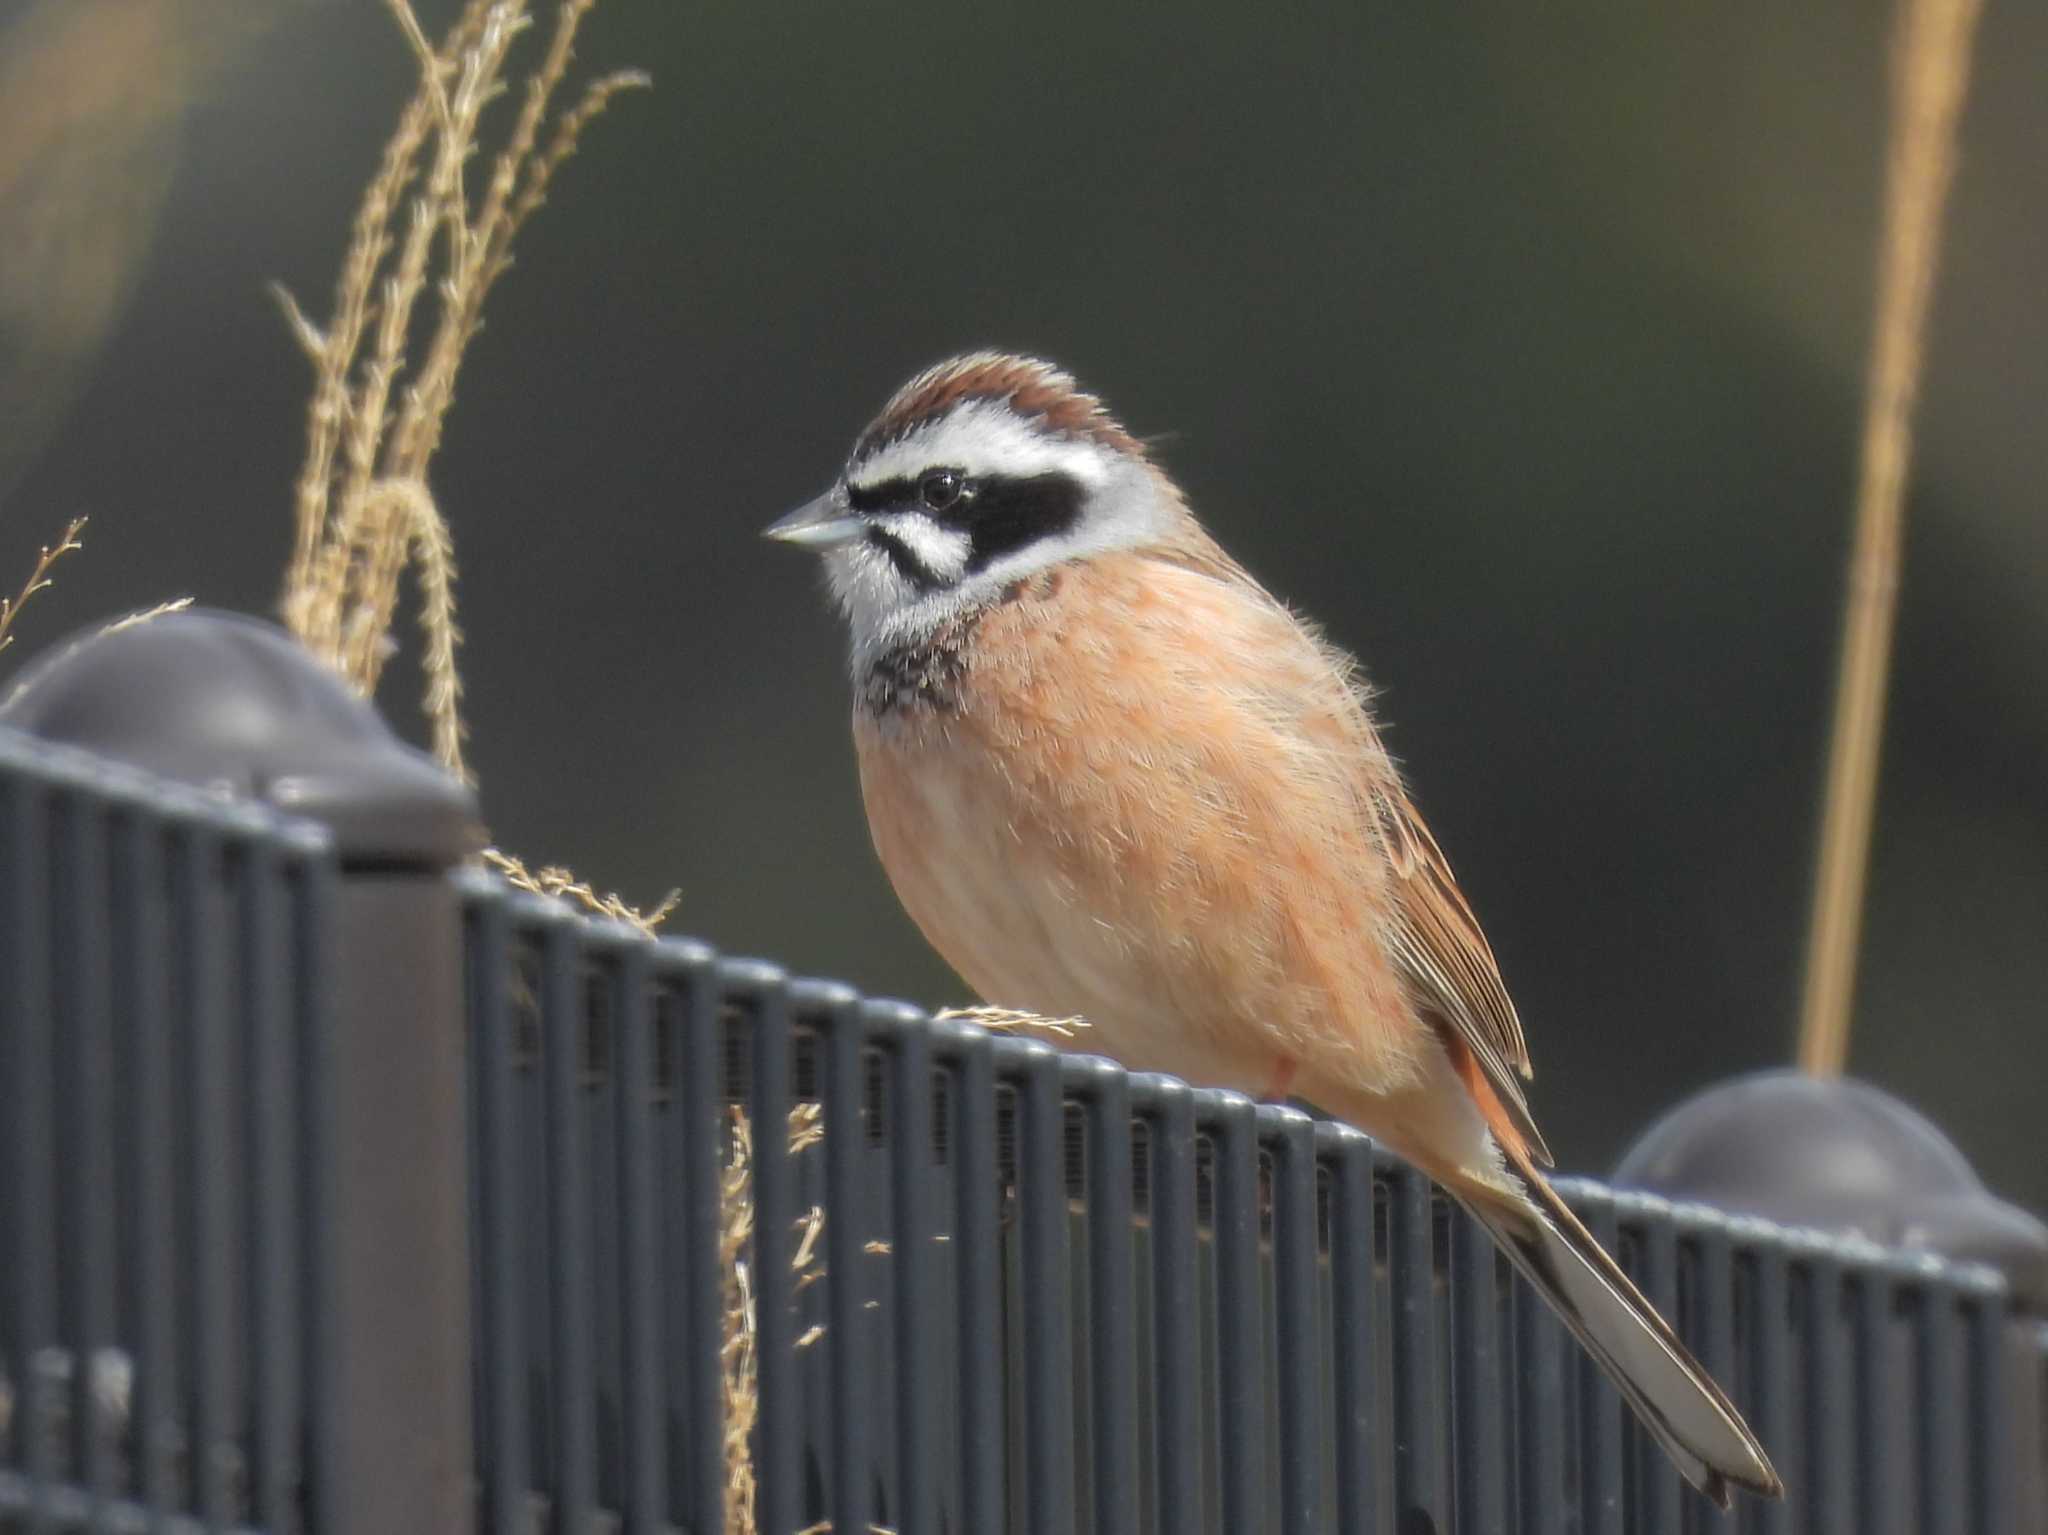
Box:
[1447, 1145, 1783, 1509]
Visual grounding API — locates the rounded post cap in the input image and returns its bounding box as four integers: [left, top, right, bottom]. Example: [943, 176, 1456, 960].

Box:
[1617, 1068, 2048, 1308]
[0, 607, 484, 866]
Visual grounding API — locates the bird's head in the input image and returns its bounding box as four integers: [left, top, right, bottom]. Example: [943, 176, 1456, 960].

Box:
[766, 352, 1184, 664]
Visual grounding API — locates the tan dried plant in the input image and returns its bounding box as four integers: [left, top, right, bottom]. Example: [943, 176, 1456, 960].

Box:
[272, 0, 672, 933]
[0, 519, 195, 698]
[720, 1102, 828, 1535]
[273, 0, 646, 790]
[935, 1003, 1089, 1040]
[0, 516, 85, 657]
[481, 847, 680, 938]
[1798, 0, 1986, 1074]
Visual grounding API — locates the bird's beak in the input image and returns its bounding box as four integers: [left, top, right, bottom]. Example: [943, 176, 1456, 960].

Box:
[764, 489, 864, 549]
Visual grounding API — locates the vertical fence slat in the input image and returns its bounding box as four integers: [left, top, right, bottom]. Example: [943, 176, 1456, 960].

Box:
[881, 1002, 938, 1535]
[1918, 1274, 1966, 1535]
[944, 1023, 1003, 1535]
[1265, 1108, 1322, 1535]
[1684, 1214, 1739, 1535]
[1515, 1251, 1569, 1535]
[1388, 1163, 1443, 1533]
[660, 941, 727, 1535]
[1628, 1205, 1684, 1532]
[1855, 1266, 1904, 1535]
[1573, 1189, 1625, 1535]
[1805, 1253, 1852, 1535]
[112, 808, 180, 1517]
[1747, 1232, 1796, 1535]
[611, 940, 668, 1535]
[1322, 1125, 1383, 1535]
[540, 916, 597, 1531]
[1, 772, 56, 1531]
[582, 942, 624, 1531]
[466, 891, 527, 1535]
[176, 826, 234, 1531]
[2025, 1321, 2048, 1533]
[1451, 1203, 1505, 1535]
[1073, 1059, 1139, 1535]
[810, 986, 873, 1535]
[240, 832, 300, 1532]
[1145, 1080, 1202, 1535]
[294, 839, 339, 1535]
[728, 961, 798, 1535]
[1006, 1039, 1076, 1535]
[1966, 1287, 2009, 1535]
[1205, 1092, 1265, 1535]
[54, 793, 118, 1518]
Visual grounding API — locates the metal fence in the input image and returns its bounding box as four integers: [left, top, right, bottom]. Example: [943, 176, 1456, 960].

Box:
[0, 727, 333, 1535]
[1, 616, 2045, 1535]
[463, 873, 2043, 1535]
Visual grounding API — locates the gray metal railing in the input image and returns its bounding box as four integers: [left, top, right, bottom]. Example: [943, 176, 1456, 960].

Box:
[0, 727, 333, 1535]
[0, 608, 2043, 1535]
[458, 874, 2037, 1535]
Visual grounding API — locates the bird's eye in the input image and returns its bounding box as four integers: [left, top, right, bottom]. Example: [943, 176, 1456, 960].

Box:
[920, 469, 966, 512]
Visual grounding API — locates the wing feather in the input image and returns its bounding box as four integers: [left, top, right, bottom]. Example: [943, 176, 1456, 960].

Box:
[1374, 786, 1554, 1166]
[1143, 529, 1553, 1165]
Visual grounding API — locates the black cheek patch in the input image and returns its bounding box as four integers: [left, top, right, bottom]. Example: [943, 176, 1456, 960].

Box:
[865, 526, 942, 592]
[956, 472, 1085, 572]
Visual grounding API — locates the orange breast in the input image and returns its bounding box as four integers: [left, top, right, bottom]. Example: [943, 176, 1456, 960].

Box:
[852, 549, 1433, 1103]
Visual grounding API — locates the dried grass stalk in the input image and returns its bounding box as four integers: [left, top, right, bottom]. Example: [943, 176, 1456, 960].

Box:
[0, 516, 85, 656]
[274, 0, 645, 738]
[721, 1103, 830, 1535]
[719, 1111, 760, 1535]
[275, 0, 664, 927]
[481, 847, 678, 936]
[935, 1003, 1090, 1039]
[96, 597, 194, 638]
[1798, 0, 1985, 1076]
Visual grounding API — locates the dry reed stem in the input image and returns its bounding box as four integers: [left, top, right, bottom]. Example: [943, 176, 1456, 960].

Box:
[1799, 0, 1985, 1076]
[97, 597, 194, 638]
[719, 1112, 759, 1535]
[279, 78, 435, 646]
[480, 847, 679, 936]
[276, 0, 664, 927]
[935, 1003, 1090, 1039]
[336, 5, 519, 692]
[277, 0, 640, 716]
[721, 1104, 831, 1535]
[500, 68, 652, 256]
[358, 477, 470, 780]
[0, 517, 85, 656]
[392, 4, 647, 477]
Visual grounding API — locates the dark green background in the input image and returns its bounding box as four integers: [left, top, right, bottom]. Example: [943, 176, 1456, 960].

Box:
[6, 1, 2044, 1207]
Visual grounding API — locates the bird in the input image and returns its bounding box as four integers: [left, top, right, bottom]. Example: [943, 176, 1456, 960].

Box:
[766, 350, 1782, 1507]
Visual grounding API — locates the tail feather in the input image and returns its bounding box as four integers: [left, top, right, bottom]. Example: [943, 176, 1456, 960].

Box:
[1453, 1155, 1783, 1509]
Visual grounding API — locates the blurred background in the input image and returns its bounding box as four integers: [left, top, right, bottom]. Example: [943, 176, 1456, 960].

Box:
[2, 0, 2042, 1205]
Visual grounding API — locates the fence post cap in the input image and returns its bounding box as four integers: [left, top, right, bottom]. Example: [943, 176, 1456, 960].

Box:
[1616, 1067, 2048, 1308]
[0, 606, 483, 866]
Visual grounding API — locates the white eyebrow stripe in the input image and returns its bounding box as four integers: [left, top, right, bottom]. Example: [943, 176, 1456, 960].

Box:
[852, 402, 1112, 492]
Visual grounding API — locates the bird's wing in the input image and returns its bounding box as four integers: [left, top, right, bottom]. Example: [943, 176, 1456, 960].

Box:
[1373, 785, 1554, 1166]
[1140, 529, 1554, 1165]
